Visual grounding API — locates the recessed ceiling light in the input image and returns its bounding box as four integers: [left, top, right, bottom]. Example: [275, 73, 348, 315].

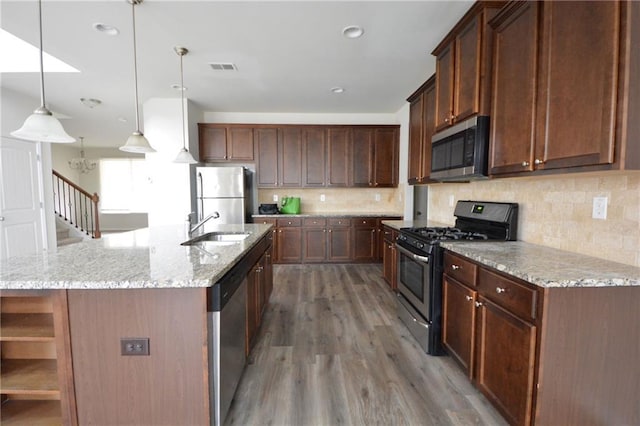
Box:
[93, 23, 119, 36]
[330, 87, 345, 94]
[342, 25, 364, 39]
[171, 84, 187, 91]
[80, 98, 101, 108]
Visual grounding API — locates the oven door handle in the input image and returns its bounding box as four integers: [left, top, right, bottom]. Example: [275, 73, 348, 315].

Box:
[396, 243, 430, 264]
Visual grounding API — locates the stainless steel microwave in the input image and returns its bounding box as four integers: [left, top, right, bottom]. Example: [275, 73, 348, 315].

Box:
[430, 115, 489, 181]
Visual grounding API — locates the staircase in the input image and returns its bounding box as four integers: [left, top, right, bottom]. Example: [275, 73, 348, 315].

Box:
[52, 170, 101, 240]
[56, 218, 84, 247]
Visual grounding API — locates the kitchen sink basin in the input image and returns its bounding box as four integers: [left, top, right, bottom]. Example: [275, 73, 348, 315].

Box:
[181, 232, 251, 246]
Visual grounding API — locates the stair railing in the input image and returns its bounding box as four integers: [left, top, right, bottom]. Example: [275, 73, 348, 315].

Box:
[52, 170, 101, 239]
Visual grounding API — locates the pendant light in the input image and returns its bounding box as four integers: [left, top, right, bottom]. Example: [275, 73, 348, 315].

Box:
[119, 0, 155, 153]
[173, 47, 197, 164]
[11, 0, 74, 143]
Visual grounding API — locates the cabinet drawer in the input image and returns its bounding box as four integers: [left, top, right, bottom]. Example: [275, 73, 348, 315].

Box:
[277, 218, 302, 227]
[328, 218, 350, 227]
[444, 252, 477, 287]
[256, 218, 277, 226]
[382, 226, 397, 242]
[353, 218, 377, 227]
[303, 218, 326, 227]
[478, 268, 537, 321]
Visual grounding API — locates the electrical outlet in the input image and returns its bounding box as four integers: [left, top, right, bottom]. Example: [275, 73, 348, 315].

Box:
[592, 196, 608, 220]
[320, 194, 325, 202]
[273, 194, 278, 202]
[121, 338, 150, 356]
[375, 193, 381, 202]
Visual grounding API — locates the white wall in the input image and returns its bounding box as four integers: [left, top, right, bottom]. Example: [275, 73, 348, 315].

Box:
[144, 98, 198, 226]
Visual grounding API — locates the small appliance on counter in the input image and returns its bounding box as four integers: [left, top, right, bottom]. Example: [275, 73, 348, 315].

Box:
[258, 204, 279, 215]
[279, 197, 301, 214]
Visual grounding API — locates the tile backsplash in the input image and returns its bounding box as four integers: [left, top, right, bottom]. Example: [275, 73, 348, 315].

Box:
[427, 171, 640, 267]
[258, 187, 404, 215]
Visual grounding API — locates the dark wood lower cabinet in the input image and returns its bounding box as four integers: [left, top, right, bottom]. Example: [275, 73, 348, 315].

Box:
[475, 297, 536, 426]
[259, 216, 400, 264]
[381, 237, 397, 290]
[327, 227, 351, 262]
[442, 276, 476, 377]
[443, 250, 640, 426]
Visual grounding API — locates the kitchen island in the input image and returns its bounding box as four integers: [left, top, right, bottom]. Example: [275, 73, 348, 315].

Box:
[0, 223, 273, 426]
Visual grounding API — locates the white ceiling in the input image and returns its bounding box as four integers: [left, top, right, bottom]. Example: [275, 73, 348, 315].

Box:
[1, 0, 472, 148]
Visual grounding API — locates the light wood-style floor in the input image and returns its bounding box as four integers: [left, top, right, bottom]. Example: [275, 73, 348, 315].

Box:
[226, 264, 507, 426]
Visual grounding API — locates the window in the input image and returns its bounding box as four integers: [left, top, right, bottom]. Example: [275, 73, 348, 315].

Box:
[99, 159, 149, 213]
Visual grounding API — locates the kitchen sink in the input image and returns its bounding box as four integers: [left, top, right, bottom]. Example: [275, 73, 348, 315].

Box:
[181, 232, 251, 246]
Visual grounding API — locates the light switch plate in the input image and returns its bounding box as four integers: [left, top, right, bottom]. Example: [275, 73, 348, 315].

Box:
[374, 193, 381, 202]
[592, 196, 608, 220]
[320, 194, 325, 202]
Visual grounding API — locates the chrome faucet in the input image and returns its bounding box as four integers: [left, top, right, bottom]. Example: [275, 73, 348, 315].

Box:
[189, 212, 220, 237]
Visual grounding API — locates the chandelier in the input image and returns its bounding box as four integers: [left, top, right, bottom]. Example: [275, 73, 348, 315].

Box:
[68, 137, 97, 174]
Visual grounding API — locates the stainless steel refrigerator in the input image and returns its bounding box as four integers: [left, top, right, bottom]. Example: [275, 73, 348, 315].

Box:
[195, 166, 255, 225]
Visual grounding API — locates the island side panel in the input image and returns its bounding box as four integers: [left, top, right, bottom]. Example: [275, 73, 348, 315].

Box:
[535, 286, 640, 425]
[67, 288, 209, 425]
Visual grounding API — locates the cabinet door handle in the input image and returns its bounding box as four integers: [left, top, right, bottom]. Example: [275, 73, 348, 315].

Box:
[329, 229, 332, 233]
[534, 158, 545, 165]
[465, 295, 473, 302]
[522, 161, 530, 167]
[475, 301, 483, 308]
[496, 287, 507, 294]
[451, 264, 460, 270]
[323, 229, 326, 233]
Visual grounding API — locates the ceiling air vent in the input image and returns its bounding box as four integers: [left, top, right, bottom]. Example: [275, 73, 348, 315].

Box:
[209, 63, 237, 71]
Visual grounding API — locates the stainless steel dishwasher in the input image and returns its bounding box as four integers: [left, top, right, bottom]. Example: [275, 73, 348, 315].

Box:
[208, 266, 247, 426]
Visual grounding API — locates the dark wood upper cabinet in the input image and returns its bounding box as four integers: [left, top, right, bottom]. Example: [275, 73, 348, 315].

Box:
[255, 128, 279, 187]
[407, 76, 436, 184]
[279, 128, 303, 187]
[326, 128, 351, 187]
[489, 1, 539, 175]
[198, 124, 254, 162]
[432, 2, 503, 133]
[535, 1, 618, 170]
[490, 0, 640, 176]
[352, 128, 375, 187]
[373, 128, 398, 187]
[199, 125, 227, 161]
[352, 127, 399, 188]
[302, 128, 326, 187]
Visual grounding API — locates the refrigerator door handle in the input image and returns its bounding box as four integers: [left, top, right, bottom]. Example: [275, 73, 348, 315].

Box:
[198, 172, 204, 221]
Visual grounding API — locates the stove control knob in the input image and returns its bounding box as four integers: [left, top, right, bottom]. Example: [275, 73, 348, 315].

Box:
[417, 243, 424, 249]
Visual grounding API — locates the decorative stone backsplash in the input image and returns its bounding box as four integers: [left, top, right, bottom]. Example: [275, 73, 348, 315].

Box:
[427, 171, 640, 267]
[258, 187, 404, 214]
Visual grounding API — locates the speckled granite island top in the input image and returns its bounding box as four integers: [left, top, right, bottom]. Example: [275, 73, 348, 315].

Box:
[0, 223, 272, 290]
[441, 241, 640, 288]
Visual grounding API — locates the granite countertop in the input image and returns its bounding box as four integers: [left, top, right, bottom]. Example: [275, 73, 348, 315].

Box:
[253, 212, 402, 219]
[0, 223, 272, 290]
[441, 241, 640, 288]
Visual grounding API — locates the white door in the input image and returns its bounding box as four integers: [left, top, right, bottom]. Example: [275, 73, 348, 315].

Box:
[0, 138, 45, 260]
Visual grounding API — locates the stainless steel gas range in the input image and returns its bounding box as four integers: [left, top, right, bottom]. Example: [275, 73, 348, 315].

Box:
[395, 200, 518, 355]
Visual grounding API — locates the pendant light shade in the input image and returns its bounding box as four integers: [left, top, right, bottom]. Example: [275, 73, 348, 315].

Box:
[11, 0, 74, 143]
[173, 46, 197, 164]
[119, 0, 155, 153]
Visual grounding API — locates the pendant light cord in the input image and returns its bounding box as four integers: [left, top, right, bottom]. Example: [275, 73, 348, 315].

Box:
[131, 0, 141, 133]
[180, 52, 187, 150]
[37, 0, 46, 109]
